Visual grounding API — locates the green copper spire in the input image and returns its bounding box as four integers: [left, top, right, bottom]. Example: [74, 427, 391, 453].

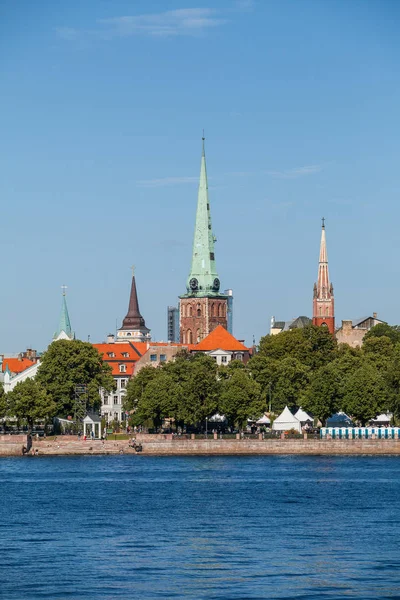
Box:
[54, 286, 73, 340]
[185, 138, 221, 296]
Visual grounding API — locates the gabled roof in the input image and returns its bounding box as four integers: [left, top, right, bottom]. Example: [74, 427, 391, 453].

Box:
[2, 358, 34, 374]
[194, 325, 249, 352]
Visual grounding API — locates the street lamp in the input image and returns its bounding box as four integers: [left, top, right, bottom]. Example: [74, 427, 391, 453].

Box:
[205, 416, 208, 439]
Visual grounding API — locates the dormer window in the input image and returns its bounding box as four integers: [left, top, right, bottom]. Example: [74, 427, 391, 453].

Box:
[121, 352, 129, 358]
[119, 364, 126, 373]
[107, 352, 115, 358]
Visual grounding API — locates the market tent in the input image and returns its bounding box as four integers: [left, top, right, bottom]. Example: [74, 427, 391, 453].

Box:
[209, 413, 227, 423]
[371, 413, 392, 425]
[326, 411, 353, 428]
[272, 406, 302, 433]
[256, 415, 271, 425]
[294, 407, 313, 425]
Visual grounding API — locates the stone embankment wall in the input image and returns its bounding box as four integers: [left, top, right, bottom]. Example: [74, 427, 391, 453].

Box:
[0, 435, 27, 456]
[1, 436, 400, 456]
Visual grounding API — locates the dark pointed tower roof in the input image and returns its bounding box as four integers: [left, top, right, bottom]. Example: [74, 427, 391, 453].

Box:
[121, 274, 148, 331]
[117, 269, 151, 343]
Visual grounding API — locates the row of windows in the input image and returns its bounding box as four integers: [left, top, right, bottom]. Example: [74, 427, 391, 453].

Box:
[107, 352, 130, 358]
[150, 354, 167, 362]
[181, 302, 226, 318]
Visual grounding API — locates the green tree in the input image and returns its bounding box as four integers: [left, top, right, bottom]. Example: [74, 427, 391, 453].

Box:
[124, 366, 160, 413]
[384, 344, 400, 418]
[7, 379, 57, 431]
[362, 336, 394, 369]
[0, 382, 6, 420]
[258, 325, 337, 370]
[364, 323, 400, 345]
[220, 369, 263, 428]
[176, 355, 220, 425]
[342, 364, 388, 425]
[36, 340, 114, 416]
[132, 372, 182, 430]
[272, 357, 310, 413]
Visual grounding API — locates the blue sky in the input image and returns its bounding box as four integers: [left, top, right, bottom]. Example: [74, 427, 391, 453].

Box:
[1, 0, 399, 352]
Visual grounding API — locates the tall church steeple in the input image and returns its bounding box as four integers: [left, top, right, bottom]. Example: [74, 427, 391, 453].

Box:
[185, 137, 221, 296]
[312, 219, 335, 334]
[54, 286, 74, 341]
[179, 138, 228, 344]
[117, 268, 151, 343]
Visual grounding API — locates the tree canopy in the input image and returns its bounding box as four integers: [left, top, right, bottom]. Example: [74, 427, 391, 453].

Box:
[6, 379, 57, 430]
[36, 340, 114, 417]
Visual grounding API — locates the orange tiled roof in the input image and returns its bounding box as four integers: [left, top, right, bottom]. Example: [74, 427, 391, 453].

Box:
[93, 343, 141, 361]
[193, 325, 249, 352]
[2, 358, 34, 374]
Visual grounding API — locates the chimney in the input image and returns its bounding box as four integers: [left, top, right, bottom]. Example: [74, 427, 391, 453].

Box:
[373, 312, 377, 319]
[107, 334, 115, 344]
[342, 320, 353, 332]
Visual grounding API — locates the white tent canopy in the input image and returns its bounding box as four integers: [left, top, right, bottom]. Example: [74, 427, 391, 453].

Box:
[209, 413, 227, 423]
[373, 413, 392, 423]
[256, 415, 271, 425]
[294, 407, 313, 424]
[272, 406, 302, 433]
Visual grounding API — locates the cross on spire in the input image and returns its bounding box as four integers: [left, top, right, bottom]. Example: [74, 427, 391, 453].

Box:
[322, 217, 325, 228]
[130, 265, 135, 277]
[61, 284, 67, 296]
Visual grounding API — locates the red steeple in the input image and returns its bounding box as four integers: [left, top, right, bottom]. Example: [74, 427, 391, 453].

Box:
[312, 218, 335, 334]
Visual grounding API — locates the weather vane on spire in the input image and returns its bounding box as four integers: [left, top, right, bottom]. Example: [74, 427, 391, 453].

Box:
[322, 217, 325, 228]
[61, 284, 67, 296]
[131, 265, 135, 277]
[202, 128, 205, 141]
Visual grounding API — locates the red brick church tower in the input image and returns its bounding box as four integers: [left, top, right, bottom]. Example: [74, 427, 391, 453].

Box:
[312, 218, 335, 334]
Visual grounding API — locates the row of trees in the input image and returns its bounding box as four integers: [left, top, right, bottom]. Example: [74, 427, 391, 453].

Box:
[0, 340, 114, 430]
[124, 324, 400, 428]
[2, 324, 400, 431]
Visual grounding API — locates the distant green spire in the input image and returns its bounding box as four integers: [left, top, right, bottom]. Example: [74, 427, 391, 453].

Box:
[184, 138, 221, 297]
[54, 286, 73, 340]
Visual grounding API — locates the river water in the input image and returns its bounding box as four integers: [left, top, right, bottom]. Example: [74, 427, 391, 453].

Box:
[1, 455, 399, 599]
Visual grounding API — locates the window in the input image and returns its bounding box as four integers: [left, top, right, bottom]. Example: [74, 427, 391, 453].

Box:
[119, 364, 126, 373]
[107, 352, 115, 358]
[188, 305, 193, 317]
[197, 303, 201, 317]
[150, 354, 157, 362]
[104, 397, 109, 405]
[113, 396, 118, 405]
[211, 303, 216, 317]
[187, 330, 193, 344]
[121, 352, 129, 358]
[114, 412, 118, 420]
[160, 354, 167, 362]
[221, 355, 228, 363]
[182, 304, 186, 318]
[196, 329, 201, 343]
[120, 379, 127, 389]
[236, 353, 243, 361]
[218, 304, 223, 317]
[127, 332, 132, 336]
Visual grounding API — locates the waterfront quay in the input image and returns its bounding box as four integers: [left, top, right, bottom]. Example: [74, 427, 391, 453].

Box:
[3, 434, 400, 456]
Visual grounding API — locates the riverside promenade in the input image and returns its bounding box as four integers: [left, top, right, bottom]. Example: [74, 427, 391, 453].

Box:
[2, 434, 400, 456]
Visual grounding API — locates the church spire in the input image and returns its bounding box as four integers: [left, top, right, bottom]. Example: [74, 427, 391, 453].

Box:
[312, 219, 335, 334]
[117, 268, 151, 343]
[54, 285, 74, 341]
[185, 137, 221, 296]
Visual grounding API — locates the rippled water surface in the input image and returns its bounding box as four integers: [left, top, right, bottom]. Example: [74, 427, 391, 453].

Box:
[1, 455, 400, 599]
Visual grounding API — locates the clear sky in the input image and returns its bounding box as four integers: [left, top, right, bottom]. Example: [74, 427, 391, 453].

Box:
[1, 0, 399, 352]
